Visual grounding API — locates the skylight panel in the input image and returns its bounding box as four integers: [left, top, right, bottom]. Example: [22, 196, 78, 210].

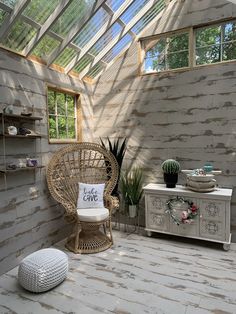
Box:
[86, 63, 103, 79]
[54, 47, 78, 68]
[51, 0, 96, 38]
[0, 0, 19, 9]
[73, 7, 109, 49]
[89, 23, 122, 56]
[131, 0, 165, 34]
[32, 34, 60, 60]
[106, 0, 126, 12]
[2, 19, 37, 52]
[22, 0, 60, 25]
[102, 33, 132, 63]
[120, 0, 149, 24]
[73, 55, 91, 73]
[0, 8, 8, 26]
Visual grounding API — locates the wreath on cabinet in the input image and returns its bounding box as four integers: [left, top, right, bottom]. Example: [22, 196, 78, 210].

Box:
[165, 196, 199, 225]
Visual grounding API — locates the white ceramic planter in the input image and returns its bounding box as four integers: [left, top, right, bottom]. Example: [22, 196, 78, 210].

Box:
[129, 205, 137, 218]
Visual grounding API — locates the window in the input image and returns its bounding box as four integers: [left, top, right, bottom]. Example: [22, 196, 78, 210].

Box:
[47, 88, 80, 143]
[143, 32, 189, 73]
[195, 21, 236, 65]
[141, 19, 236, 75]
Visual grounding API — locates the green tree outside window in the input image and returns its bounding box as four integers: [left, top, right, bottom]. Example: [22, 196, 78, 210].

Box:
[47, 88, 77, 142]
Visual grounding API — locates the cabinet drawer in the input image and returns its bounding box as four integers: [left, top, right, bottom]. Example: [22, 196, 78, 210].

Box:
[146, 212, 169, 231]
[170, 221, 199, 237]
[145, 195, 169, 213]
[200, 200, 226, 222]
[200, 219, 225, 241]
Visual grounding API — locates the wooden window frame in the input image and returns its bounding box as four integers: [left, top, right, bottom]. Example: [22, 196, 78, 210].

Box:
[46, 85, 82, 144]
[140, 18, 236, 76]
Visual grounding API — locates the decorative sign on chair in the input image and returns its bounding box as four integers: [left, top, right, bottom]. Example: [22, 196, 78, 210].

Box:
[165, 196, 199, 225]
[77, 182, 105, 209]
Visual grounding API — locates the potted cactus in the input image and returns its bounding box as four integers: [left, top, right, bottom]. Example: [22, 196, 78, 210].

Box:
[161, 159, 180, 188]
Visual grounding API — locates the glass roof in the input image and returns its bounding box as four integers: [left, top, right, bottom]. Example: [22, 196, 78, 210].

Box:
[0, 0, 166, 81]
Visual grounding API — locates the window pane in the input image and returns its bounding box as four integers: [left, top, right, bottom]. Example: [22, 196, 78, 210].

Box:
[58, 116, 67, 139]
[0, 9, 8, 26]
[166, 51, 189, 69]
[195, 26, 221, 48]
[223, 22, 236, 42]
[51, 0, 96, 38]
[167, 33, 188, 52]
[22, 0, 60, 24]
[49, 115, 57, 139]
[143, 32, 189, 73]
[0, 0, 19, 8]
[67, 95, 75, 116]
[56, 93, 65, 116]
[47, 89, 77, 141]
[2, 19, 37, 52]
[195, 45, 220, 65]
[223, 42, 236, 61]
[68, 118, 76, 139]
[32, 35, 60, 60]
[48, 90, 55, 114]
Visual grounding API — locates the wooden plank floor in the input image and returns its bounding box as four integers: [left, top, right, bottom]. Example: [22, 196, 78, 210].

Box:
[0, 230, 236, 314]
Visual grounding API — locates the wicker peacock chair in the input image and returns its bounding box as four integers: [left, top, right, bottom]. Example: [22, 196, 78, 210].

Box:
[46, 142, 119, 254]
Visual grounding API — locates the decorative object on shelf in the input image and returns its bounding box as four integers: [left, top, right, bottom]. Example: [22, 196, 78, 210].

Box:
[7, 125, 17, 135]
[26, 158, 38, 167]
[18, 127, 31, 136]
[21, 105, 32, 117]
[203, 163, 213, 173]
[6, 163, 17, 170]
[181, 167, 222, 192]
[120, 166, 144, 218]
[165, 196, 199, 225]
[3, 105, 13, 114]
[18, 159, 27, 168]
[161, 159, 180, 188]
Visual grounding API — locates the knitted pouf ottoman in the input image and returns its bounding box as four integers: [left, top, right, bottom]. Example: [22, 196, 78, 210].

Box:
[18, 248, 68, 293]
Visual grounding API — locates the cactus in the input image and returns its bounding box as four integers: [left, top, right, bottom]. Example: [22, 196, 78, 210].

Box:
[161, 159, 180, 174]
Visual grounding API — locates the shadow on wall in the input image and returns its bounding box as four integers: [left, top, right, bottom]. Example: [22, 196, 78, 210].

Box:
[91, 0, 236, 245]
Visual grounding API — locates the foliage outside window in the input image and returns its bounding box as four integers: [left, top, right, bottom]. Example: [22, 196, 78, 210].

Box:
[47, 88, 78, 143]
[195, 21, 236, 65]
[142, 20, 236, 74]
[143, 32, 189, 73]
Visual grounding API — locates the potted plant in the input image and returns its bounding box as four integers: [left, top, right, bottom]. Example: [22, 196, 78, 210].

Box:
[120, 167, 144, 218]
[100, 137, 127, 198]
[161, 159, 180, 188]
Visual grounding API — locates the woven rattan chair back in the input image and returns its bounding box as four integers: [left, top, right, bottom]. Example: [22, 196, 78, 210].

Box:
[46, 142, 119, 253]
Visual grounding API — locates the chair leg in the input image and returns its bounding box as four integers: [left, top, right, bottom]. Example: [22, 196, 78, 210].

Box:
[103, 223, 106, 235]
[108, 218, 113, 244]
[74, 223, 81, 251]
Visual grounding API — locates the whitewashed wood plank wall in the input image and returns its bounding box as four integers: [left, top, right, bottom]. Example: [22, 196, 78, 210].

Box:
[0, 49, 94, 275]
[92, 0, 236, 239]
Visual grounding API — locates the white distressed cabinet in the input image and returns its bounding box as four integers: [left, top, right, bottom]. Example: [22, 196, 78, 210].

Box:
[144, 184, 233, 250]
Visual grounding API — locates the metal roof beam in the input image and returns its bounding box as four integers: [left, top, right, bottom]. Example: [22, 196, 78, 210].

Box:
[65, 0, 135, 74]
[0, 0, 31, 41]
[79, 0, 159, 79]
[46, 0, 106, 66]
[22, 0, 72, 56]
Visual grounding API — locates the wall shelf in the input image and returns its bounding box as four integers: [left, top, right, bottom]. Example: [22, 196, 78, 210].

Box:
[0, 166, 44, 173]
[0, 111, 43, 189]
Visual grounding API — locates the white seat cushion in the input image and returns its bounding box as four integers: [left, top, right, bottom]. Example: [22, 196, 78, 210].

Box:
[77, 207, 109, 222]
